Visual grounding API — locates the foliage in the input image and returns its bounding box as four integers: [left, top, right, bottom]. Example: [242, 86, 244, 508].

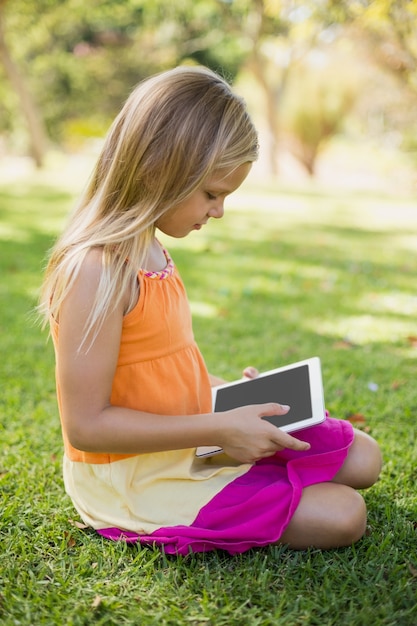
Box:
[323, 0, 417, 91]
[1, 169, 417, 624]
[0, 0, 251, 146]
[1, 0, 417, 173]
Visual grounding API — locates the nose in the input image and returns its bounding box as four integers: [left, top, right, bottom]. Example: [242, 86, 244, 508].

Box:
[208, 201, 224, 220]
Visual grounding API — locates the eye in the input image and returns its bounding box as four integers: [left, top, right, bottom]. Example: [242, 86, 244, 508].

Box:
[206, 192, 217, 200]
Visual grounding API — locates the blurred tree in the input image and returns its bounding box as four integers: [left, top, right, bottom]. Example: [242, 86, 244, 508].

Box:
[0, 0, 362, 175]
[321, 0, 417, 158]
[324, 0, 417, 91]
[281, 60, 356, 175]
[199, 0, 320, 175]
[4, 0, 157, 146]
[210, 0, 357, 176]
[136, 0, 340, 176]
[0, 0, 251, 155]
[246, 0, 417, 174]
[0, 0, 48, 166]
[1, 0, 412, 175]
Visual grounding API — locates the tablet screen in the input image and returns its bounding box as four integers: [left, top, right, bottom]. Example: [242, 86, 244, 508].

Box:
[214, 364, 312, 429]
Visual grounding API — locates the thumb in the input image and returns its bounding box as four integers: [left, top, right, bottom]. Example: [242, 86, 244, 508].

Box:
[259, 403, 311, 451]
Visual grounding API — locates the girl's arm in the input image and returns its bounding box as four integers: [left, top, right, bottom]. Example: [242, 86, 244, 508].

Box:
[56, 250, 309, 463]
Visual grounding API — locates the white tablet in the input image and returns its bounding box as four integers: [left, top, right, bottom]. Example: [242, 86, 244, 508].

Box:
[196, 357, 325, 458]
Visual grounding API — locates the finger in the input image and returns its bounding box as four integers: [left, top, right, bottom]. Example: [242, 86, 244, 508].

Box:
[259, 402, 290, 416]
[286, 437, 311, 451]
[242, 366, 259, 379]
[272, 431, 311, 451]
[258, 404, 311, 451]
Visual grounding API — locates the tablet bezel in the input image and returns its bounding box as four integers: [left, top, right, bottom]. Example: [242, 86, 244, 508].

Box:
[196, 356, 325, 458]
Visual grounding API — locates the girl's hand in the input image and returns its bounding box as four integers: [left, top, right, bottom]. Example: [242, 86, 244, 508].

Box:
[218, 402, 310, 465]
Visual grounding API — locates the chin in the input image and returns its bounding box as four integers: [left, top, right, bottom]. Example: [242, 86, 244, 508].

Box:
[168, 231, 190, 239]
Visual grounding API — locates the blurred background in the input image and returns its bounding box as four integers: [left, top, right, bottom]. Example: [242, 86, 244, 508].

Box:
[0, 0, 416, 193]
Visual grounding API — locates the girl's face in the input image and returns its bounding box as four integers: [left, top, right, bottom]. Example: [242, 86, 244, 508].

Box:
[156, 162, 251, 238]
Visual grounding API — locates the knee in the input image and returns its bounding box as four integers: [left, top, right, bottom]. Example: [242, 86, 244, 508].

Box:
[337, 490, 367, 545]
[335, 430, 383, 489]
[359, 434, 383, 488]
[280, 484, 368, 550]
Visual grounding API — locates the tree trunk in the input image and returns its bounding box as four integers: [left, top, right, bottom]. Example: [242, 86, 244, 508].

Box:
[250, 52, 280, 177]
[0, 1, 48, 168]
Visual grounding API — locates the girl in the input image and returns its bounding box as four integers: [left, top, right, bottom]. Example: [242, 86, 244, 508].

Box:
[40, 66, 382, 555]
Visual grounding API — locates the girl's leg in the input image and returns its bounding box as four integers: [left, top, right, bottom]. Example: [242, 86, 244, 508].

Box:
[332, 429, 382, 489]
[279, 482, 367, 550]
[278, 429, 381, 550]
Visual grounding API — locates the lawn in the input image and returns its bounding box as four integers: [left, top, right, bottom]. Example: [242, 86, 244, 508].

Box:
[0, 166, 416, 625]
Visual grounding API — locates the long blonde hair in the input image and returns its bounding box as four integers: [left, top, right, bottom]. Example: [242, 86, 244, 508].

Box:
[39, 65, 258, 346]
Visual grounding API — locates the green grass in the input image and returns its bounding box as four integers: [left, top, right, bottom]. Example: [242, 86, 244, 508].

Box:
[1, 172, 417, 625]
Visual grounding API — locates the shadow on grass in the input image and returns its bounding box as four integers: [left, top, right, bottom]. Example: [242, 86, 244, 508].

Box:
[169, 226, 417, 360]
[1, 181, 416, 427]
[1, 183, 416, 433]
[1, 182, 416, 626]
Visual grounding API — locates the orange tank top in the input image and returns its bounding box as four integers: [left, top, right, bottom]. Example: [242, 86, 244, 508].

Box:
[52, 247, 212, 464]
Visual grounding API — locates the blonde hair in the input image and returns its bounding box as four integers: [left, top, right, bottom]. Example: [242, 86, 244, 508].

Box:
[39, 65, 258, 347]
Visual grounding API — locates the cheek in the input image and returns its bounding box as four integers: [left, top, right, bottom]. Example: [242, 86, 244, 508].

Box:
[156, 206, 178, 228]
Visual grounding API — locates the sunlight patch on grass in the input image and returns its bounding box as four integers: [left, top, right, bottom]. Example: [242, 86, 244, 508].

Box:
[1, 176, 417, 625]
[345, 201, 417, 231]
[0, 223, 30, 241]
[360, 291, 417, 316]
[238, 263, 333, 298]
[188, 300, 218, 318]
[228, 184, 417, 233]
[306, 313, 414, 344]
[159, 233, 213, 252]
[395, 233, 417, 254]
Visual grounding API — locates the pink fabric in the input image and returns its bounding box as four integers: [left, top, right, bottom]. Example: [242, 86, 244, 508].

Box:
[97, 416, 354, 555]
